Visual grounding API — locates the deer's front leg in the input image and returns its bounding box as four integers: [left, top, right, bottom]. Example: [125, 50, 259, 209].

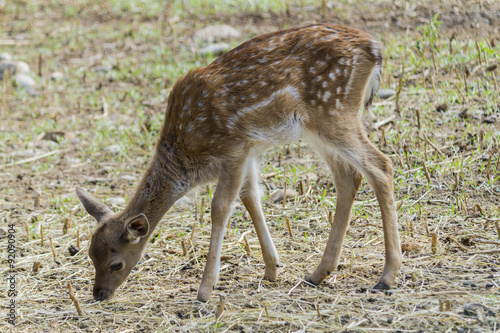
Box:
[197, 167, 244, 302]
[239, 159, 279, 281]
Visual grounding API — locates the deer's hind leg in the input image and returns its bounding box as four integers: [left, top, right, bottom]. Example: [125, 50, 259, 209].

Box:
[306, 149, 363, 285]
[314, 125, 401, 289]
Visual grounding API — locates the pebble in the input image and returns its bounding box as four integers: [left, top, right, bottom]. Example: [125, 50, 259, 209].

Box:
[14, 73, 38, 95]
[120, 175, 135, 181]
[94, 64, 112, 72]
[173, 196, 193, 209]
[50, 71, 65, 81]
[199, 43, 230, 56]
[237, 266, 253, 275]
[0, 52, 12, 61]
[11, 149, 38, 157]
[269, 189, 299, 203]
[107, 197, 126, 206]
[436, 103, 448, 112]
[378, 89, 396, 100]
[85, 177, 107, 184]
[68, 245, 80, 256]
[106, 144, 122, 153]
[42, 131, 76, 142]
[194, 25, 241, 42]
[482, 114, 498, 124]
[16, 61, 30, 74]
[306, 173, 318, 183]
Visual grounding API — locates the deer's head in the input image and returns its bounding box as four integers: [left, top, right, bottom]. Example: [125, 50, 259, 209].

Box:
[76, 187, 150, 301]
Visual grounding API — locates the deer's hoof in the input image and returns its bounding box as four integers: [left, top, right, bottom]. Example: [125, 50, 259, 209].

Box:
[373, 282, 391, 290]
[304, 273, 319, 286]
[196, 288, 212, 302]
[264, 267, 278, 282]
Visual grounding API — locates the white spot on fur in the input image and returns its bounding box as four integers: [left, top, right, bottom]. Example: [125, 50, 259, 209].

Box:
[336, 98, 344, 109]
[316, 60, 326, 67]
[329, 72, 336, 81]
[322, 81, 328, 88]
[323, 91, 331, 102]
[337, 87, 341, 94]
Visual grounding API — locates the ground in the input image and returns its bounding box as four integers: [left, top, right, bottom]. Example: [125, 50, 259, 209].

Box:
[0, 0, 499, 332]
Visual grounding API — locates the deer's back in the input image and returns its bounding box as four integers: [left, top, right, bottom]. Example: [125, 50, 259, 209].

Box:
[161, 24, 381, 159]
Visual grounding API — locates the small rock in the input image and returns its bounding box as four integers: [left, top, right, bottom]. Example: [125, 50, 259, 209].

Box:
[194, 25, 241, 42]
[306, 173, 318, 183]
[237, 266, 253, 275]
[107, 197, 126, 206]
[106, 144, 122, 153]
[378, 89, 396, 100]
[482, 114, 498, 124]
[94, 64, 112, 72]
[436, 103, 448, 112]
[120, 175, 135, 181]
[269, 189, 299, 203]
[42, 131, 76, 142]
[0, 52, 12, 61]
[68, 245, 80, 256]
[11, 149, 38, 157]
[85, 177, 106, 184]
[49, 71, 65, 81]
[16, 61, 30, 74]
[15, 73, 38, 95]
[0, 61, 17, 81]
[199, 43, 230, 56]
[173, 196, 193, 209]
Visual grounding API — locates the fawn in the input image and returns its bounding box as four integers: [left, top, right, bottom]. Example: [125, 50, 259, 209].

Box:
[76, 24, 402, 302]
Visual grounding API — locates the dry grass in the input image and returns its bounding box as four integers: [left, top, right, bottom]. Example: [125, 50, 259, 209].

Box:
[1, 0, 499, 332]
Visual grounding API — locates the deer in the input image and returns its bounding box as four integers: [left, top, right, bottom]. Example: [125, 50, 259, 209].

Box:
[76, 23, 402, 302]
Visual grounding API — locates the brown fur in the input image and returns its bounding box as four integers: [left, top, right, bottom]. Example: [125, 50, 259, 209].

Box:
[77, 24, 401, 302]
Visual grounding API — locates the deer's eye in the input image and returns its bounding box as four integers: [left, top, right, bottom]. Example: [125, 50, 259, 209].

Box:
[110, 263, 123, 271]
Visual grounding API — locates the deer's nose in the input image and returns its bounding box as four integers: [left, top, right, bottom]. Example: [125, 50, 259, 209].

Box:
[93, 287, 112, 301]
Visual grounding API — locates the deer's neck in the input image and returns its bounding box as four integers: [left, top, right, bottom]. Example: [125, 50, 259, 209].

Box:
[120, 147, 189, 234]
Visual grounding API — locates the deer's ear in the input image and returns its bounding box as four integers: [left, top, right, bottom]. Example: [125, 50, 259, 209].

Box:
[125, 214, 150, 243]
[75, 186, 113, 223]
